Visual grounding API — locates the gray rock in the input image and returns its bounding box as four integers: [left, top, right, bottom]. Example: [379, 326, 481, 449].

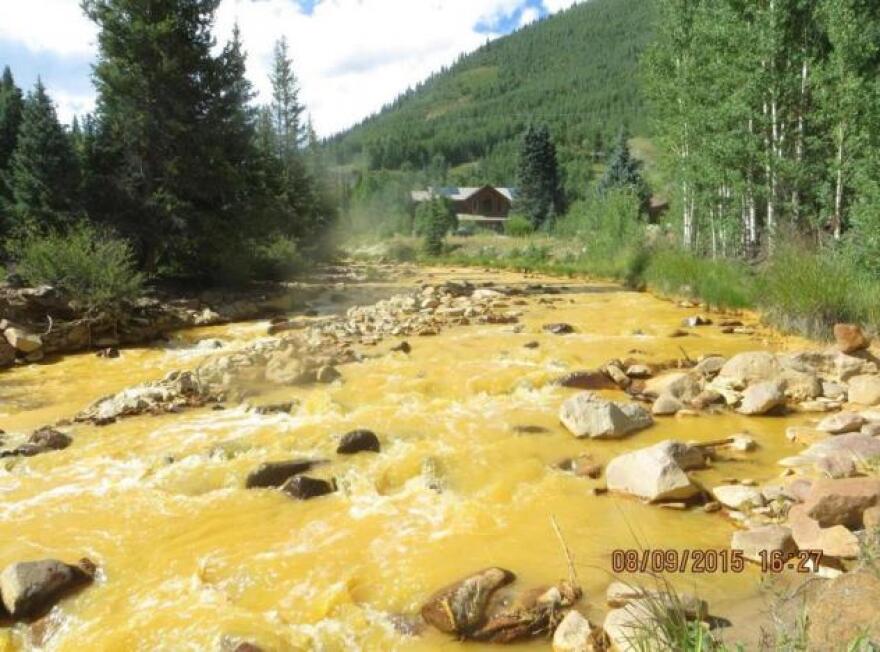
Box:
[553, 610, 593, 652]
[651, 394, 684, 416]
[848, 375, 880, 406]
[718, 352, 781, 385]
[731, 525, 796, 562]
[712, 485, 765, 510]
[817, 412, 865, 434]
[0, 559, 93, 618]
[337, 429, 380, 454]
[281, 476, 336, 500]
[3, 327, 42, 354]
[738, 381, 785, 415]
[245, 459, 322, 489]
[560, 392, 653, 439]
[605, 440, 701, 502]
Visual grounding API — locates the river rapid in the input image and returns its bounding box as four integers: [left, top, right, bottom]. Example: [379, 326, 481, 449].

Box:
[0, 265, 817, 651]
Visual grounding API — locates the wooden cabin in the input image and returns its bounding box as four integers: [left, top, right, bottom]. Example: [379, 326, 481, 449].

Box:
[410, 185, 517, 231]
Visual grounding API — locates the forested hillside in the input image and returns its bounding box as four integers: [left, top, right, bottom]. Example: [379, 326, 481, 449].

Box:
[327, 0, 656, 192]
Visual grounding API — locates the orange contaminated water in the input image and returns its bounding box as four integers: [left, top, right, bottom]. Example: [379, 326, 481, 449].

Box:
[0, 266, 817, 651]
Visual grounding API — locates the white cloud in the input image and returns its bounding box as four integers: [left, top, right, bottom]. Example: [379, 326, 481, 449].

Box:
[519, 6, 541, 27]
[1, 0, 577, 135]
[0, 0, 97, 56]
[52, 90, 96, 125]
[542, 0, 580, 11]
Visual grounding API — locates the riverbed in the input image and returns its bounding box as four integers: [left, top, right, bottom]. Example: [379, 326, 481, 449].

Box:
[0, 265, 817, 650]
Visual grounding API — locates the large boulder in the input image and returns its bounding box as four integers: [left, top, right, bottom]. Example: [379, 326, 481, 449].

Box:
[421, 567, 515, 635]
[780, 370, 822, 402]
[559, 392, 653, 439]
[848, 374, 880, 406]
[788, 504, 859, 559]
[808, 570, 880, 648]
[0, 559, 94, 618]
[718, 352, 781, 386]
[779, 432, 880, 473]
[802, 477, 880, 528]
[3, 327, 42, 354]
[730, 525, 796, 562]
[834, 323, 870, 354]
[605, 440, 701, 502]
[738, 380, 785, 415]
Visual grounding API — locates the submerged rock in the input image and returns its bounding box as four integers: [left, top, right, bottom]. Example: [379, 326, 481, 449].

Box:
[0, 559, 94, 619]
[245, 459, 322, 489]
[555, 371, 617, 391]
[543, 323, 575, 335]
[280, 476, 336, 500]
[336, 429, 381, 454]
[559, 392, 653, 439]
[421, 567, 515, 635]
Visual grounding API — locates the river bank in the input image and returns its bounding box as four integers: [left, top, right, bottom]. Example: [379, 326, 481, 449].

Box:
[1, 263, 879, 650]
[348, 235, 880, 343]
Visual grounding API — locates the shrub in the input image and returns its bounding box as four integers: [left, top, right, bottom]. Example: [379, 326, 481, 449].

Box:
[504, 214, 534, 237]
[385, 240, 417, 262]
[253, 235, 306, 281]
[11, 222, 145, 313]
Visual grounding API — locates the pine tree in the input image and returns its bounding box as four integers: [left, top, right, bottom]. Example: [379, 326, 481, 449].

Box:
[0, 66, 24, 206]
[7, 80, 80, 233]
[270, 37, 306, 160]
[84, 0, 263, 278]
[516, 124, 563, 229]
[0, 67, 23, 175]
[597, 131, 650, 211]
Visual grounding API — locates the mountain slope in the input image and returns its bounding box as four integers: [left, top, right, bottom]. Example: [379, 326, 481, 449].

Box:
[327, 0, 657, 192]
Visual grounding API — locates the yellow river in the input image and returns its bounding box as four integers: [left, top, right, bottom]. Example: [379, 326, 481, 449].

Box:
[0, 265, 816, 651]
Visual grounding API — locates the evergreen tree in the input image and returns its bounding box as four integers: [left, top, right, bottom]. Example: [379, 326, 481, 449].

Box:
[0, 66, 24, 205]
[7, 80, 80, 233]
[270, 37, 305, 159]
[516, 124, 563, 228]
[83, 0, 261, 278]
[597, 131, 650, 211]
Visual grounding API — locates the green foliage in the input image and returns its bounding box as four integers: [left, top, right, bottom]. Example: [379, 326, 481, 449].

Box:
[0, 66, 24, 201]
[517, 124, 564, 228]
[253, 235, 305, 281]
[7, 80, 80, 233]
[327, 0, 656, 195]
[598, 131, 650, 211]
[504, 214, 533, 237]
[644, 249, 754, 310]
[10, 222, 144, 312]
[758, 244, 880, 339]
[416, 197, 456, 255]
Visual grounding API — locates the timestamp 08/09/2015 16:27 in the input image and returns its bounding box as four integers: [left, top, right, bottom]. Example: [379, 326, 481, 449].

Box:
[611, 548, 824, 575]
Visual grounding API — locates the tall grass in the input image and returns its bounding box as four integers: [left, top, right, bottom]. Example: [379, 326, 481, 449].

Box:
[644, 248, 755, 310]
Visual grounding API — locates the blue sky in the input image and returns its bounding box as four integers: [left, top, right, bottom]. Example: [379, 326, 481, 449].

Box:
[0, 0, 579, 136]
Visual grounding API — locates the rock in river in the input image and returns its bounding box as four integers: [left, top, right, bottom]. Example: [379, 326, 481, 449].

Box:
[802, 477, 880, 528]
[833, 323, 870, 353]
[421, 567, 515, 635]
[337, 429, 381, 454]
[552, 610, 593, 652]
[0, 559, 94, 619]
[605, 440, 701, 503]
[731, 525, 796, 562]
[281, 476, 336, 500]
[738, 380, 785, 415]
[245, 459, 323, 489]
[543, 323, 575, 335]
[559, 392, 653, 439]
[848, 374, 880, 406]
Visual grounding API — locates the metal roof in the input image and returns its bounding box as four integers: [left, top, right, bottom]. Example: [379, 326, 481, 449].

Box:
[410, 186, 518, 202]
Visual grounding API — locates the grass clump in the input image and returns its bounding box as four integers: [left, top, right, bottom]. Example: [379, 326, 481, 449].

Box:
[504, 214, 534, 237]
[643, 248, 755, 310]
[10, 222, 144, 313]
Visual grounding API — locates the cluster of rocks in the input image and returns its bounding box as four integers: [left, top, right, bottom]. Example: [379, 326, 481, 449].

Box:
[0, 558, 95, 623]
[728, 477, 880, 567]
[0, 427, 72, 459]
[244, 429, 381, 501]
[406, 567, 714, 651]
[0, 282, 293, 368]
